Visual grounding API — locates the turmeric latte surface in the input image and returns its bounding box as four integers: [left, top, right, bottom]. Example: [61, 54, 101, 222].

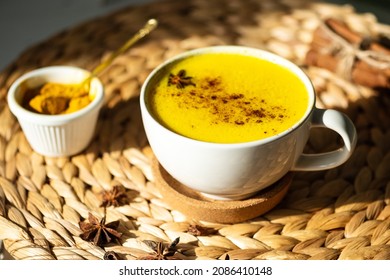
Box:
[147, 53, 309, 143]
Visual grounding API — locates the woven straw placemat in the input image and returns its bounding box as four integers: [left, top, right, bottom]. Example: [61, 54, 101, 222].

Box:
[1, 0, 390, 260]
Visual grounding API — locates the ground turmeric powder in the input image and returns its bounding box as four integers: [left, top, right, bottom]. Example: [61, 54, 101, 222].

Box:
[22, 82, 92, 115]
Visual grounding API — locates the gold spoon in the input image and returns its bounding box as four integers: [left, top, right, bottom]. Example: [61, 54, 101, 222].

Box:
[81, 18, 158, 94]
[30, 18, 158, 114]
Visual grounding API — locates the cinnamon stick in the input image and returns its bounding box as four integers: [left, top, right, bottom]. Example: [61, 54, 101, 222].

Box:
[305, 49, 390, 88]
[325, 18, 390, 55]
[305, 18, 390, 89]
[325, 18, 361, 44]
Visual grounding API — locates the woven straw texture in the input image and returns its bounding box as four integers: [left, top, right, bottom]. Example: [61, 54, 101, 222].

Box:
[1, 0, 390, 260]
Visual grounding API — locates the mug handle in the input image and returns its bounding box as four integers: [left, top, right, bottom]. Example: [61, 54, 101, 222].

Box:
[292, 108, 357, 171]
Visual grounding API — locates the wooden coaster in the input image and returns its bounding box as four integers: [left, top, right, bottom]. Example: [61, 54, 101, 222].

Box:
[152, 158, 293, 224]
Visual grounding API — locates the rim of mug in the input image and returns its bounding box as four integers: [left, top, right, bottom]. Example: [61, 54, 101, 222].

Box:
[140, 45, 316, 147]
[7, 65, 104, 125]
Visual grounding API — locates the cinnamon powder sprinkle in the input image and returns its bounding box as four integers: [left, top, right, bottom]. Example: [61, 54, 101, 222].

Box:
[170, 74, 287, 126]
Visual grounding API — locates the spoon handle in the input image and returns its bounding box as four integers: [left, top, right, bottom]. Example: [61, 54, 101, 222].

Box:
[91, 18, 158, 77]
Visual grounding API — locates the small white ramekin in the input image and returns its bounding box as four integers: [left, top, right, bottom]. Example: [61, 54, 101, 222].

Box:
[7, 66, 104, 157]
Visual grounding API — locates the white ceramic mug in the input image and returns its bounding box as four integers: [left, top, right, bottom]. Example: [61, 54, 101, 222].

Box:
[140, 46, 357, 200]
[7, 66, 104, 157]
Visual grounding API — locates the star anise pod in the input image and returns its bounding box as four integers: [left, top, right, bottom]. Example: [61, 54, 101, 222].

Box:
[100, 185, 129, 208]
[187, 224, 217, 236]
[79, 212, 122, 247]
[138, 237, 180, 260]
[103, 251, 120, 260]
[168, 69, 195, 89]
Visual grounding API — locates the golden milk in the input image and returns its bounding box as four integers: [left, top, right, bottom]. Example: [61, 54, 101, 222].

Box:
[147, 53, 309, 143]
